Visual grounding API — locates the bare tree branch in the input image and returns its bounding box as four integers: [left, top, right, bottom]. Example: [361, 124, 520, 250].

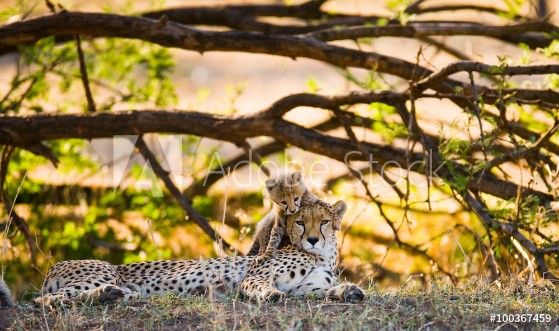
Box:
[417, 61, 559, 91]
[0, 104, 553, 206]
[75, 35, 96, 112]
[3, 13, 558, 110]
[308, 21, 556, 44]
[135, 136, 235, 253]
[465, 191, 558, 281]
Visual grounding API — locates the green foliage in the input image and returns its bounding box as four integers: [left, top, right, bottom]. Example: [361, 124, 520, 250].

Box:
[492, 195, 547, 227]
[193, 196, 215, 218]
[369, 102, 396, 120]
[488, 65, 505, 75]
[0, 0, 37, 23]
[517, 43, 532, 65]
[368, 102, 408, 143]
[500, 0, 527, 18]
[448, 173, 471, 196]
[100, 0, 137, 15]
[1, 37, 65, 113]
[196, 86, 212, 104]
[439, 138, 471, 160]
[306, 75, 321, 93]
[0, 5, 20, 23]
[224, 81, 247, 114]
[386, 0, 415, 25]
[3, 151, 44, 205]
[546, 74, 559, 89]
[537, 40, 559, 58]
[340, 69, 385, 90]
[376, 18, 389, 27]
[517, 105, 548, 132]
[93, 38, 177, 108]
[1, 33, 177, 114]
[51, 139, 99, 173]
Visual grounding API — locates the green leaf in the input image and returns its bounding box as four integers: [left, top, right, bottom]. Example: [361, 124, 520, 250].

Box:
[306, 75, 320, 93]
[537, 40, 559, 58]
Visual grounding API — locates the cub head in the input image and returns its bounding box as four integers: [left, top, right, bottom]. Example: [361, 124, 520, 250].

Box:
[286, 200, 347, 254]
[265, 171, 306, 215]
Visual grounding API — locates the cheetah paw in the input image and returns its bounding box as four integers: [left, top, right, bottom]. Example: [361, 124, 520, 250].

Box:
[34, 294, 72, 309]
[95, 285, 126, 304]
[253, 253, 273, 266]
[262, 289, 286, 303]
[327, 283, 365, 302]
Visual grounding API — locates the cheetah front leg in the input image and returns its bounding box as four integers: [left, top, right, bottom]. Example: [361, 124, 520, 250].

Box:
[326, 282, 365, 302]
[253, 212, 286, 265]
[287, 267, 365, 302]
[239, 261, 285, 303]
[34, 283, 135, 308]
[34, 292, 72, 308]
[74, 284, 135, 304]
[239, 275, 286, 303]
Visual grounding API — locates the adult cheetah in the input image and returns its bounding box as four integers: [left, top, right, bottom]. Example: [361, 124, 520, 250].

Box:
[34, 200, 364, 307]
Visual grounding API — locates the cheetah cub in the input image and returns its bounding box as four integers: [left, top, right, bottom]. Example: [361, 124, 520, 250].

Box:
[247, 170, 318, 261]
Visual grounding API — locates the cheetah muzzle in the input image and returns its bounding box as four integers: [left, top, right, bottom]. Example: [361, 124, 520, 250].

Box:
[34, 200, 365, 307]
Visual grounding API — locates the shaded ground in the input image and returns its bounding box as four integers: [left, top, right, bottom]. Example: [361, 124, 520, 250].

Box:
[2, 282, 559, 330]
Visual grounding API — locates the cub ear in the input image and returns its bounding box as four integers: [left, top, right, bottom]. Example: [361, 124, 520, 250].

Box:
[332, 200, 347, 230]
[291, 170, 302, 184]
[265, 179, 277, 191]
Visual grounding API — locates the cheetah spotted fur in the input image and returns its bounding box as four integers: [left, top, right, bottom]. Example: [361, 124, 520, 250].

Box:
[34, 200, 364, 307]
[248, 170, 319, 261]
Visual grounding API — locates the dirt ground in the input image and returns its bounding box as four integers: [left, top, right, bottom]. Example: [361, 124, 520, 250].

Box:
[2, 282, 559, 331]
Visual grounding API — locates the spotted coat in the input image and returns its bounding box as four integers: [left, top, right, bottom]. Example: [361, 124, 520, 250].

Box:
[34, 200, 364, 307]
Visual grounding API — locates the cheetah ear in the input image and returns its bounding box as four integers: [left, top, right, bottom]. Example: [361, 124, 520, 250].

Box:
[265, 179, 277, 191]
[332, 200, 347, 230]
[291, 170, 302, 184]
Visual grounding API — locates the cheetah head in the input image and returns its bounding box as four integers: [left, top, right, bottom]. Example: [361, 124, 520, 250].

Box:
[285, 200, 346, 254]
[265, 171, 306, 215]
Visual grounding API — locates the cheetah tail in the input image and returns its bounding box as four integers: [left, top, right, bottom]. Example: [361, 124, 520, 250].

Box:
[0, 276, 14, 308]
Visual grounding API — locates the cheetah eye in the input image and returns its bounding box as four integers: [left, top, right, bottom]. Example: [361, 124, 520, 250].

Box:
[295, 220, 305, 226]
[294, 197, 299, 202]
[321, 220, 330, 226]
[281, 200, 287, 205]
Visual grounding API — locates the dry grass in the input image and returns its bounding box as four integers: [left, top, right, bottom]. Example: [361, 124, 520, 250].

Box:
[2, 279, 559, 330]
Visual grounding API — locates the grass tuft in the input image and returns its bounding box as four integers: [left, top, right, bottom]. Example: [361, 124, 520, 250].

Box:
[2, 279, 559, 330]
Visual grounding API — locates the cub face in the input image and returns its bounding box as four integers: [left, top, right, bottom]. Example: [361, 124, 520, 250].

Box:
[286, 200, 346, 254]
[265, 171, 306, 215]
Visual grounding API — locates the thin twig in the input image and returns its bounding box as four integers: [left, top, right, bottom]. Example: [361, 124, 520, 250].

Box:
[333, 108, 405, 200]
[0, 147, 35, 260]
[468, 71, 489, 184]
[135, 136, 235, 253]
[466, 191, 558, 281]
[146, 219, 161, 260]
[75, 35, 96, 112]
[238, 141, 270, 177]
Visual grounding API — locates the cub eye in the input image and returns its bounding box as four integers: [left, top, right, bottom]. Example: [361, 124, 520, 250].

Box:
[281, 200, 287, 205]
[294, 197, 299, 202]
[321, 220, 330, 226]
[295, 220, 305, 226]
